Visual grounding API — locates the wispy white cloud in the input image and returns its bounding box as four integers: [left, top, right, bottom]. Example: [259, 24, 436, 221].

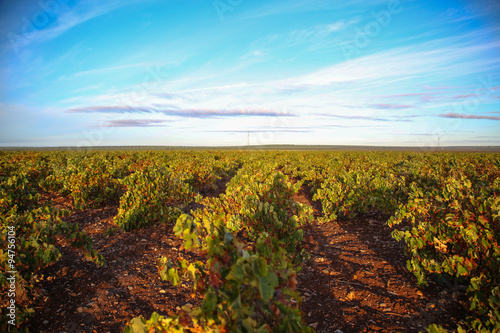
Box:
[432, 2, 500, 27]
[369, 103, 414, 110]
[68, 106, 153, 113]
[287, 39, 500, 90]
[74, 62, 162, 77]
[68, 105, 294, 118]
[7, 0, 140, 51]
[62, 27, 500, 130]
[314, 113, 391, 122]
[246, 18, 360, 55]
[207, 128, 312, 133]
[240, 0, 387, 20]
[93, 119, 169, 127]
[439, 112, 500, 120]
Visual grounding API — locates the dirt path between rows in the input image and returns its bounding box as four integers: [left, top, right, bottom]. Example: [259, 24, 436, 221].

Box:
[26, 181, 468, 332]
[293, 183, 468, 332]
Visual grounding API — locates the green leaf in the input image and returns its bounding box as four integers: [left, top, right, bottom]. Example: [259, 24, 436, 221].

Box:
[230, 291, 242, 311]
[259, 272, 278, 301]
[126, 316, 147, 333]
[284, 288, 302, 306]
[167, 268, 180, 286]
[254, 257, 268, 277]
[201, 289, 217, 314]
[227, 264, 245, 282]
[426, 323, 448, 333]
[456, 264, 468, 276]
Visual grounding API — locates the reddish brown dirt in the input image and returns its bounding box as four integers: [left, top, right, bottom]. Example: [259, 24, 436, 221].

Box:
[25, 182, 469, 332]
[29, 192, 201, 333]
[294, 185, 469, 333]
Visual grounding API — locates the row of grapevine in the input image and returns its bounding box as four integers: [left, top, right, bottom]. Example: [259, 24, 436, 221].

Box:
[114, 164, 197, 230]
[0, 151, 105, 331]
[278, 151, 500, 332]
[190, 159, 313, 256]
[390, 169, 500, 332]
[124, 157, 315, 332]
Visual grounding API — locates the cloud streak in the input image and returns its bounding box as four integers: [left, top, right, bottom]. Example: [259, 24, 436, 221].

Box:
[93, 119, 169, 127]
[369, 103, 414, 109]
[314, 113, 390, 121]
[160, 109, 294, 118]
[439, 112, 500, 120]
[68, 106, 153, 113]
[6, 1, 126, 51]
[74, 62, 162, 77]
[67, 106, 294, 118]
[207, 129, 311, 133]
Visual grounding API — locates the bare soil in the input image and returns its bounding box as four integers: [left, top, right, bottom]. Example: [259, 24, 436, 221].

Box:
[293, 185, 469, 332]
[25, 180, 468, 333]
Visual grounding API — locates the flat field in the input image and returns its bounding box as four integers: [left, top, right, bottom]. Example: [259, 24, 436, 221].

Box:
[1, 150, 499, 332]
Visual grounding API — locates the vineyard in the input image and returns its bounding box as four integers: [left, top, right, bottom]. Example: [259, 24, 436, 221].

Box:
[1, 149, 499, 333]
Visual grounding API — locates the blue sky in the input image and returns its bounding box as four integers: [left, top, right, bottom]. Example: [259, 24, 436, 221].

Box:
[1, 0, 499, 147]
